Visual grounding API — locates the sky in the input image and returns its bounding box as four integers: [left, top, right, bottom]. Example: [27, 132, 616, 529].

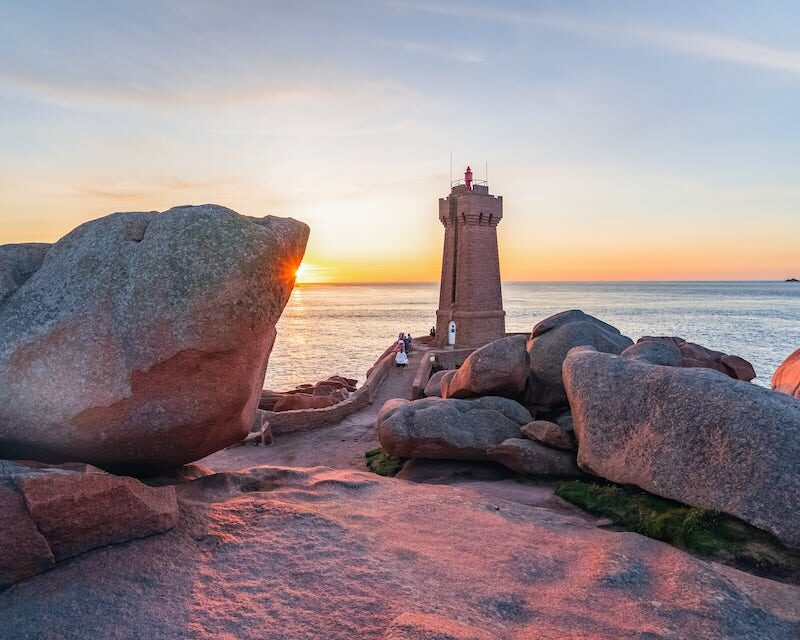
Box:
[1, 0, 798, 282]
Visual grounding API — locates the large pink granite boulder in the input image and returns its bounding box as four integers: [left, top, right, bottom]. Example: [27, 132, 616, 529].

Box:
[526, 310, 633, 414]
[628, 336, 756, 381]
[377, 396, 531, 460]
[0, 205, 308, 473]
[564, 346, 800, 549]
[442, 334, 528, 400]
[772, 348, 800, 399]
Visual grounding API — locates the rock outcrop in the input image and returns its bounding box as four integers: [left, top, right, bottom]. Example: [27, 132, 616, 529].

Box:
[260, 376, 356, 411]
[377, 396, 531, 460]
[621, 339, 682, 366]
[272, 394, 341, 411]
[486, 438, 580, 476]
[526, 310, 633, 414]
[1, 465, 798, 639]
[423, 369, 451, 398]
[441, 334, 528, 400]
[773, 348, 800, 399]
[0, 243, 51, 304]
[564, 347, 800, 549]
[0, 461, 178, 591]
[630, 336, 756, 381]
[0, 205, 308, 473]
[521, 419, 575, 450]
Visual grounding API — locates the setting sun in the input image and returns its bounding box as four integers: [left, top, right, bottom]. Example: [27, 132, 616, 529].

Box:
[294, 262, 327, 284]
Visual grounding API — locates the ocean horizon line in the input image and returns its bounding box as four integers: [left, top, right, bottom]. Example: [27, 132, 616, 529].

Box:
[296, 279, 798, 286]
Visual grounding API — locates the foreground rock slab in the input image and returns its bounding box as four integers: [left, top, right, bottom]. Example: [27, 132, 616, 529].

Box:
[0, 461, 178, 590]
[1, 466, 798, 639]
[377, 396, 531, 460]
[0, 204, 309, 473]
[564, 347, 800, 549]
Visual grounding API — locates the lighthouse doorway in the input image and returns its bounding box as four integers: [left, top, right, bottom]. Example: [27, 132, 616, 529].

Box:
[447, 321, 456, 346]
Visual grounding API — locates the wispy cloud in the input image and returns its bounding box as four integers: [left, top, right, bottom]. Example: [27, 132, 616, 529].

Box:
[394, 1, 800, 74]
[641, 30, 800, 74]
[74, 177, 243, 201]
[0, 70, 323, 111]
[377, 38, 485, 63]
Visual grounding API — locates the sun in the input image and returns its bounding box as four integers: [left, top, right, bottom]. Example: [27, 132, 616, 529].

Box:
[294, 263, 312, 284]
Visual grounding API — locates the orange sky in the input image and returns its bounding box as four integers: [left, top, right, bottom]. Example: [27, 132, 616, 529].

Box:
[3, 169, 798, 284]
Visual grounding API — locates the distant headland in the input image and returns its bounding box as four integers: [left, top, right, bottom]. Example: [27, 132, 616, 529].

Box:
[786, 278, 799, 282]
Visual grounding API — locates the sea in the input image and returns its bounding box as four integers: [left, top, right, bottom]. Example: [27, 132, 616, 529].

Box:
[264, 281, 800, 391]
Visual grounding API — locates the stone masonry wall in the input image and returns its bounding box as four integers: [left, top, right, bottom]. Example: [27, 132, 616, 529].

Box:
[436, 186, 505, 347]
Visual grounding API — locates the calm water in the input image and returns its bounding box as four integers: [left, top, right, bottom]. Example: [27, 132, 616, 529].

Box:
[265, 282, 800, 391]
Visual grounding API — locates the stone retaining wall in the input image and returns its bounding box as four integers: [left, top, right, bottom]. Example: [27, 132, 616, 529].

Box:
[262, 343, 398, 435]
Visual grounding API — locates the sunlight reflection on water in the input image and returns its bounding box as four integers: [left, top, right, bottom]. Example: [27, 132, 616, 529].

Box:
[264, 282, 800, 391]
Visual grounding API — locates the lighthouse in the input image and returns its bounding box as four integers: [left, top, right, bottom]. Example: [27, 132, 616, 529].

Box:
[435, 166, 505, 347]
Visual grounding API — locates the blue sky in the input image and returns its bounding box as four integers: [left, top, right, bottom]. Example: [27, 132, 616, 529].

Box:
[1, 0, 798, 280]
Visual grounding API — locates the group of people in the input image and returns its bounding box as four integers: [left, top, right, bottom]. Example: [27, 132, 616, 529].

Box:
[394, 332, 412, 367]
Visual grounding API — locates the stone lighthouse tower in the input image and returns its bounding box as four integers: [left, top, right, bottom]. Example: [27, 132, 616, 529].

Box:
[435, 166, 505, 347]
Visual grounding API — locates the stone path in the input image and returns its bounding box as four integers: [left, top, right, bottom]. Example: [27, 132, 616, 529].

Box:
[200, 343, 428, 473]
[201, 341, 602, 525]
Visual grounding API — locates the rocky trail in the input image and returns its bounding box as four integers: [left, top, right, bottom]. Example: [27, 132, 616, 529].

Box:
[201, 343, 427, 473]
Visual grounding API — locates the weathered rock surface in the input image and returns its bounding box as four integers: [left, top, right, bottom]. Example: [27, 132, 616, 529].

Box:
[621, 339, 682, 366]
[0, 205, 309, 473]
[521, 419, 575, 450]
[487, 438, 580, 476]
[634, 336, 757, 381]
[773, 348, 800, 398]
[564, 347, 800, 548]
[0, 243, 51, 304]
[1, 465, 798, 639]
[442, 334, 528, 400]
[395, 458, 515, 484]
[15, 468, 179, 561]
[377, 396, 531, 460]
[0, 461, 178, 591]
[526, 310, 633, 414]
[423, 369, 451, 397]
[272, 394, 340, 411]
[0, 475, 54, 591]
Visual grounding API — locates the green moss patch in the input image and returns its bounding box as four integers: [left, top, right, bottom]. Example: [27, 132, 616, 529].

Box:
[556, 480, 800, 584]
[365, 448, 405, 477]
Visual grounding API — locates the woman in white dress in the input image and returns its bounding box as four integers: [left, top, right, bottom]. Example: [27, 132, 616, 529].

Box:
[395, 347, 409, 367]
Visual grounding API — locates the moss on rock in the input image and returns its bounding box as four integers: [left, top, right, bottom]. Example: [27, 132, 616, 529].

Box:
[365, 448, 405, 477]
[556, 479, 800, 584]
